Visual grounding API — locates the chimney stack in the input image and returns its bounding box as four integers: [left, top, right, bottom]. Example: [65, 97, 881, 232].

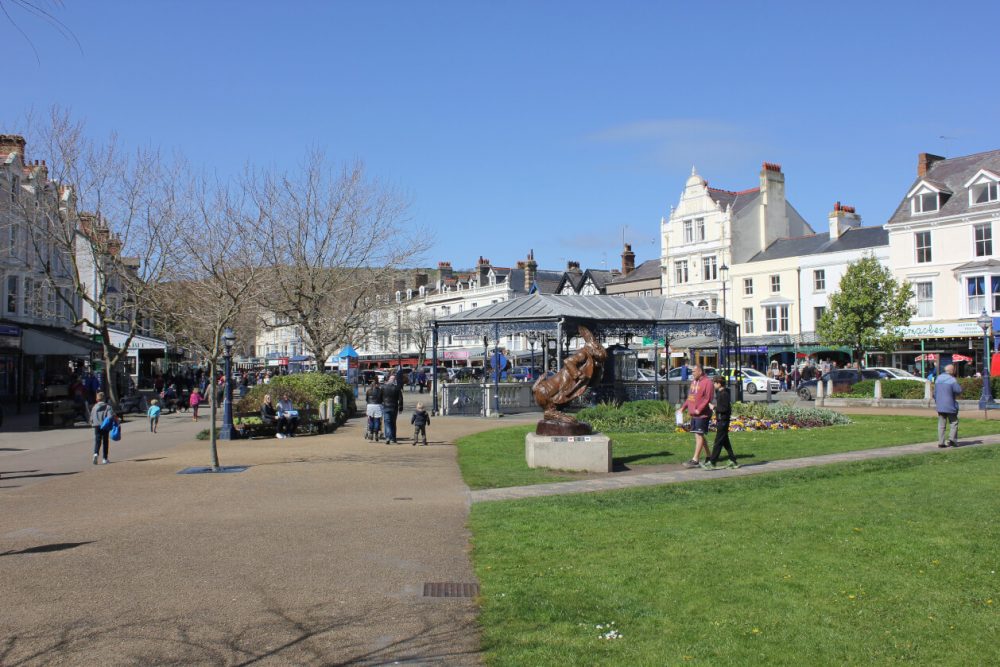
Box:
[393, 278, 406, 293]
[437, 261, 453, 282]
[566, 260, 582, 275]
[524, 249, 537, 292]
[621, 243, 636, 276]
[758, 161, 787, 252]
[477, 256, 491, 285]
[828, 202, 861, 241]
[414, 272, 429, 289]
[0, 134, 26, 159]
[917, 152, 946, 178]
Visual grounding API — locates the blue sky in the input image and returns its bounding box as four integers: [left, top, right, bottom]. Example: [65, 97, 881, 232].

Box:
[5, 1, 999, 274]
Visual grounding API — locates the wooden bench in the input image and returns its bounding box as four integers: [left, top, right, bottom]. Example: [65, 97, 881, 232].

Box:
[234, 407, 329, 439]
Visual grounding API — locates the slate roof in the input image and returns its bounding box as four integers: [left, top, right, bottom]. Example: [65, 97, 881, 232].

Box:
[611, 259, 661, 285]
[435, 293, 726, 325]
[707, 187, 760, 214]
[888, 149, 1000, 225]
[747, 226, 888, 263]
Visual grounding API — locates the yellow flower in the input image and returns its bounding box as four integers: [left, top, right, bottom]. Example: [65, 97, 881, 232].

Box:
[751, 628, 761, 635]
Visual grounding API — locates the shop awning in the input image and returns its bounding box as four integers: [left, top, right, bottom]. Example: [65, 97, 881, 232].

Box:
[22, 327, 102, 356]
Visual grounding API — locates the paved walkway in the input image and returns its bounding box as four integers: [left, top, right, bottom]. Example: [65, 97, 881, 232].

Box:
[471, 433, 1000, 503]
[0, 411, 531, 666]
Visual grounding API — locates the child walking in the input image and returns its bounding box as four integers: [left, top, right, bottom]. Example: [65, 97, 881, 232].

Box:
[148, 398, 162, 433]
[189, 387, 202, 421]
[410, 402, 430, 445]
[703, 376, 739, 470]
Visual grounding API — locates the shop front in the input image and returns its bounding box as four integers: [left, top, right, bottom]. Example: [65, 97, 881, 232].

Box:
[886, 320, 986, 378]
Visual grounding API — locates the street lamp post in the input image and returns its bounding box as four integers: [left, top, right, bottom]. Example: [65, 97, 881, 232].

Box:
[396, 308, 403, 383]
[720, 263, 729, 321]
[978, 309, 996, 410]
[527, 332, 538, 382]
[219, 327, 237, 440]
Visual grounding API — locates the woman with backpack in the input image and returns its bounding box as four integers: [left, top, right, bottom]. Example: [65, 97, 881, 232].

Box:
[90, 392, 117, 465]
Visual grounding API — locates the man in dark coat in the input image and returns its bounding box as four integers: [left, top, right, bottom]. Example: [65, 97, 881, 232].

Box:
[381, 373, 404, 444]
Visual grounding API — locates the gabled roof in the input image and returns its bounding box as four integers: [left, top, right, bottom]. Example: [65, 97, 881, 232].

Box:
[610, 258, 661, 285]
[707, 187, 760, 214]
[888, 149, 1000, 225]
[747, 226, 888, 262]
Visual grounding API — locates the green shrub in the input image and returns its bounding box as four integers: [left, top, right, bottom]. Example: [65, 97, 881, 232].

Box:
[732, 401, 851, 427]
[840, 379, 926, 399]
[576, 400, 676, 433]
[236, 372, 355, 415]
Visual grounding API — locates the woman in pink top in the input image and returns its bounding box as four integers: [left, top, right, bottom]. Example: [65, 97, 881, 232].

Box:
[678, 365, 714, 468]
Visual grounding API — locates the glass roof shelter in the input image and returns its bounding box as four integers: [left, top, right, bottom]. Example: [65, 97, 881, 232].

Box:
[430, 294, 740, 414]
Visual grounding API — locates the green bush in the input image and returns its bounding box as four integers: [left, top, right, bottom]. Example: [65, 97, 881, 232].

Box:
[236, 372, 355, 415]
[841, 379, 926, 399]
[576, 400, 676, 433]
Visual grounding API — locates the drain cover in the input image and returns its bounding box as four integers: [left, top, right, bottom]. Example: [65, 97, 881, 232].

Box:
[423, 582, 479, 598]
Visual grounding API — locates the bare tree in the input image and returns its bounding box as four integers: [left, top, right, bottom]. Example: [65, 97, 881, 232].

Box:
[248, 153, 429, 368]
[156, 179, 263, 470]
[15, 108, 183, 405]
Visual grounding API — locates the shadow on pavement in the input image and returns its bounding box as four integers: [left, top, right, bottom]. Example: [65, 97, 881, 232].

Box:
[1, 541, 94, 556]
[0, 597, 482, 666]
[0, 471, 79, 480]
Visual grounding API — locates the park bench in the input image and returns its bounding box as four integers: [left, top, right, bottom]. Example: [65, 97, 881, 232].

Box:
[234, 406, 329, 439]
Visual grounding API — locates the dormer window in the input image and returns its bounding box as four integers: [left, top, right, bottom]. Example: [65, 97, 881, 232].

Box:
[418, 286, 426, 297]
[966, 170, 1000, 206]
[911, 190, 939, 214]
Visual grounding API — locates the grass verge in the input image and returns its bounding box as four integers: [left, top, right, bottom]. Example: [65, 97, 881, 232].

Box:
[455, 415, 1000, 490]
[470, 446, 1000, 665]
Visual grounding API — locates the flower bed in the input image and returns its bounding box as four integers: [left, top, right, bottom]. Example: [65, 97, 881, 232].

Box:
[580, 400, 851, 434]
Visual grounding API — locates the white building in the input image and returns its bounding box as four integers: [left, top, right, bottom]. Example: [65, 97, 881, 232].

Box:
[660, 162, 813, 317]
[886, 149, 1000, 371]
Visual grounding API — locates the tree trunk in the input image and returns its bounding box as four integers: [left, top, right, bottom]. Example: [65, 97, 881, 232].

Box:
[208, 359, 220, 471]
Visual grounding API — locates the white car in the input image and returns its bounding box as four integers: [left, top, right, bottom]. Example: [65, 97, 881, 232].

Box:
[726, 367, 780, 394]
[867, 367, 928, 383]
[636, 368, 665, 381]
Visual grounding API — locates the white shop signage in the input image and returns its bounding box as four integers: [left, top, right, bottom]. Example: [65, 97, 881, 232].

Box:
[895, 321, 983, 339]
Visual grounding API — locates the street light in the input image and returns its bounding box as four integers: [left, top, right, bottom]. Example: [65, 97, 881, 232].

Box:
[978, 309, 996, 410]
[527, 332, 538, 382]
[219, 327, 237, 440]
[719, 263, 729, 320]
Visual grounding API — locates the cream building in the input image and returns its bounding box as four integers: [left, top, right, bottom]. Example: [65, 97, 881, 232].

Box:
[886, 150, 1000, 371]
[660, 163, 813, 319]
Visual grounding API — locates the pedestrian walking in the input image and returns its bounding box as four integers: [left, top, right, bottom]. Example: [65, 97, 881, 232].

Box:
[147, 399, 161, 433]
[702, 377, 739, 469]
[382, 373, 404, 444]
[364, 378, 384, 441]
[934, 363, 962, 448]
[677, 365, 713, 468]
[90, 392, 117, 465]
[189, 387, 203, 421]
[411, 402, 430, 445]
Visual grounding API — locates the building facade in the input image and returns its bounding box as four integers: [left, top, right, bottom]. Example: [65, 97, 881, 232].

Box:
[886, 150, 1000, 373]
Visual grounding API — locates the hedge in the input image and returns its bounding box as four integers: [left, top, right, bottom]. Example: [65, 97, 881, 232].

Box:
[235, 372, 355, 416]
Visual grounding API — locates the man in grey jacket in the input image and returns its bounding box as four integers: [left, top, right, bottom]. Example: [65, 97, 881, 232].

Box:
[933, 364, 962, 448]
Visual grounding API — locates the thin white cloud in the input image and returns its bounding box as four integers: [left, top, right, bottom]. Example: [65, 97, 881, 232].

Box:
[586, 118, 770, 172]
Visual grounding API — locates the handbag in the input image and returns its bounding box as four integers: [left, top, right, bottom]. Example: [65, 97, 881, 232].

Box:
[100, 414, 114, 432]
[110, 422, 121, 441]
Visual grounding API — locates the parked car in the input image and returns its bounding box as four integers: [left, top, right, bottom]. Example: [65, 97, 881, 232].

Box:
[866, 367, 928, 383]
[797, 369, 883, 401]
[448, 367, 482, 382]
[511, 366, 543, 382]
[636, 368, 666, 382]
[666, 366, 717, 380]
[720, 367, 780, 394]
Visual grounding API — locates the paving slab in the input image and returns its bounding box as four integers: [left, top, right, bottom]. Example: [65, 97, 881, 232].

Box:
[0, 412, 531, 666]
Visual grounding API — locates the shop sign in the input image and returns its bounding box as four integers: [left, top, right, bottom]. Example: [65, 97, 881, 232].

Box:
[443, 349, 470, 360]
[641, 337, 666, 346]
[0, 325, 21, 336]
[895, 321, 984, 339]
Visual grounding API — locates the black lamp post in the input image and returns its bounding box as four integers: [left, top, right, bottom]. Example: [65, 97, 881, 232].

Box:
[978, 309, 995, 410]
[527, 332, 538, 381]
[720, 263, 729, 321]
[219, 327, 237, 440]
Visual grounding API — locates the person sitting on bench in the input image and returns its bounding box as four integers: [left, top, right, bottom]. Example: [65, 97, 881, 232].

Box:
[261, 393, 280, 438]
[277, 393, 299, 438]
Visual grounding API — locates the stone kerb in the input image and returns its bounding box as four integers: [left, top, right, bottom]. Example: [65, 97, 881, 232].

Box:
[526, 432, 612, 473]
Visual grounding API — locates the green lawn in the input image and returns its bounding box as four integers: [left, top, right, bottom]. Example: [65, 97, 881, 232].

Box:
[456, 415, 1000, 490]
[470, 446, 1000, 666]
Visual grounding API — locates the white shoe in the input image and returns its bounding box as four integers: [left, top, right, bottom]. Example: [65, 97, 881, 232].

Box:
[101, 459, 109, 465]
[92, 454, 98, 465]
[276, 433, 284, 439]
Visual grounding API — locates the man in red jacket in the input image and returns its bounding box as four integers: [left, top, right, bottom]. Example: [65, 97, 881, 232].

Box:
[679, 365, 714, 468]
